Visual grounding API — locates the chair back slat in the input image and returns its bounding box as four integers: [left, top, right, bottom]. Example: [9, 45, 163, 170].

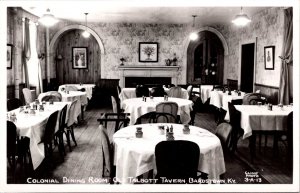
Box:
[156, 102, 178, 123]
[168, 86, 182, 98]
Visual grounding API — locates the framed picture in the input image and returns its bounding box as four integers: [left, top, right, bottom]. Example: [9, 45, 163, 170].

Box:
[72, 47, 88, 69]
[139, 42, 158, 62]
[264, 46, 275, 70]
[7, 44, 13, 69]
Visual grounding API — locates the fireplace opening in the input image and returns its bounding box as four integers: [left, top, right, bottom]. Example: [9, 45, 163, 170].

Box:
[125, 77, 172, 88]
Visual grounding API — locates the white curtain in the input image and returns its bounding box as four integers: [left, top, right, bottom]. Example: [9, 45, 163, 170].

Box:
[26, 20, 43, 95]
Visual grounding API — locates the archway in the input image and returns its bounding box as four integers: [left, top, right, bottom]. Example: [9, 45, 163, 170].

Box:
[49, 25, 105, 82]
[184, 27, 228, 84]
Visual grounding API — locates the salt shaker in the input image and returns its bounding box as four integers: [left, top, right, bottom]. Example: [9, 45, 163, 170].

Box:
[183, 124, 190, 134]
[136, 127, 143, 138]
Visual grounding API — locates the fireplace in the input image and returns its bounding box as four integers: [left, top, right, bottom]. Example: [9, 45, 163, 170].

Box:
[118, 65, 180, 88]
[125, 77, 172, 88]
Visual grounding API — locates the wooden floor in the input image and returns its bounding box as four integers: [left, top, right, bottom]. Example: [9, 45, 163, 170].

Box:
[8, 105, 292, 184]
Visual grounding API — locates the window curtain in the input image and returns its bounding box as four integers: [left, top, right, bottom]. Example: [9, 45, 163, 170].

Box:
[23, 18, 43, 95]
[23, 18, 30, 88]
[278, 8, 293, 105]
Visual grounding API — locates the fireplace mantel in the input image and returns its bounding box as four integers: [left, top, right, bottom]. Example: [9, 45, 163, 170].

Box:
[118, 65, 180, 87]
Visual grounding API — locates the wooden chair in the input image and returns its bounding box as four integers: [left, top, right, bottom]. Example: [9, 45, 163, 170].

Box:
[228, 102, 244, 153]
[148, 112, 178, 123]
[7, 98, 23, 111]
[242, 93, 263, 105]
[22, 88, 35, 104]
[215, 122, 233, 154]
[155, 102, 179, 123]
[54, 104, 68, 157]
[41, 95, 62, 102]
[168, 86, 182, 98]
[47, 91, 62, 100]
[65, 100, 78, 151]
[98, 125, 113, 182]
[155, 140, 201, 184]
[249, 98, 267, 105]
[7, 121, 18, 181]
[97, 113, 130, 134]
[42, 111, 59, 161]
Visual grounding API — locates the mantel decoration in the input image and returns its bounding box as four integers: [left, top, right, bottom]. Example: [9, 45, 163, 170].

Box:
[7, 44, 13, 69]
[264, 46, 275, 70]
[139, 42, 158, 62]
[165, 53, 178, 66]
[120, 57, 125, 65]
[72, 47, 88, 69]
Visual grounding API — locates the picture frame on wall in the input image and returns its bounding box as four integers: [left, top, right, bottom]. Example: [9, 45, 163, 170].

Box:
[72, 47, 88, 69]
[264, 46, 275, 70]
[139, 42, 158, 62]
[7, 44, 13, 69]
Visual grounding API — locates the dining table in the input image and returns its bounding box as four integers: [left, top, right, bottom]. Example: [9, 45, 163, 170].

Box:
[234, 104, 293, 139]
[113, 123, 226, 184]
[58, 84, 95, 100]
[121, 97, 193, 125]
[119, 87, 189, 104]
[210, 90, 245, 120]
[192, 85, 214, 104]
[7, 101, 71, 170]
[234, 104, 293, 161]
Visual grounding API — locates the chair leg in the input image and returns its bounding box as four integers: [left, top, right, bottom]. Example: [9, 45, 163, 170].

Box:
[58, 134, 66, 156]
[70, 126, 77, 146]
[65, 130, 72, 152]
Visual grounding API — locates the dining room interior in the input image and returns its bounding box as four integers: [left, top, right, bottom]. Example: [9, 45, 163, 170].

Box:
[3, 0, 299, 192]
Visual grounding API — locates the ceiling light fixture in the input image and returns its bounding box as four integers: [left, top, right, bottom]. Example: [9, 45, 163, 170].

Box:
[39, 8, 58, 27]
[82, 13, 90, 38]
[232, 7, 251, 26]
[189, 15, 198, 41]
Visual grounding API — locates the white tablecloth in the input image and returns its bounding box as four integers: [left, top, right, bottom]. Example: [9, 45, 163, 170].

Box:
[113, 123, 226, 184]
[7, 102, 71, 169]
[209, 91, 245, 120]
[119, 88, 189, 103]
[200, 85, 214, 103]
[235, 105, 293, 139]
[122, 97, 193, 125]
[58, 84, 95, 100]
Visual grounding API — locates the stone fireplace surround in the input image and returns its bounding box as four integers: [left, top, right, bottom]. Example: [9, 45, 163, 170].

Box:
[118, 65, 180, 88]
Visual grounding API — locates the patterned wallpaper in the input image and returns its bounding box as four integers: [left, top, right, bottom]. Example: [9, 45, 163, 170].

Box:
[8, 7, 284, 88]
[49, 7, 284, 86]
[212, 7, 284, 87]
[50, 22, 188, 83]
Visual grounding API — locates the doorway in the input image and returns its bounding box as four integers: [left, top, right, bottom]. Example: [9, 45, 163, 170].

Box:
[187, 31, 224, 85]
[240, 43, 255, 92]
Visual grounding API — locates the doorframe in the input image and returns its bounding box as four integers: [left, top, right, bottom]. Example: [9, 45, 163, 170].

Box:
[238, 37, 257, 92]
[183, 26, 229, 84]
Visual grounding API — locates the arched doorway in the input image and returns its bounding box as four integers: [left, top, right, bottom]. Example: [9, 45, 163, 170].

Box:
[186, 28, 227, 85]
[49, 25, 105, 84]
